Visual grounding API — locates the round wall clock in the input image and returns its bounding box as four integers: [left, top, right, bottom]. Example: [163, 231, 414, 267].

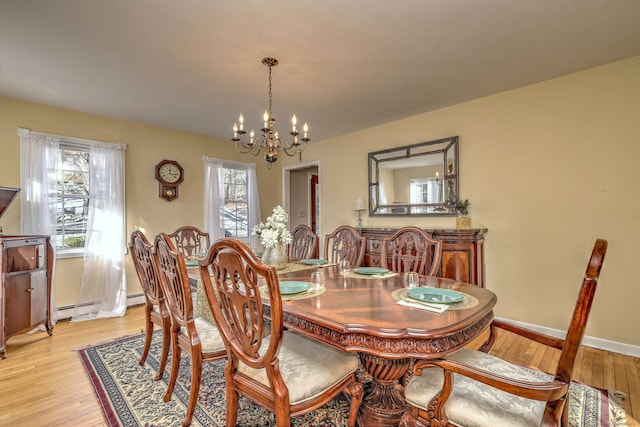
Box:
[155, 159, 184, 201]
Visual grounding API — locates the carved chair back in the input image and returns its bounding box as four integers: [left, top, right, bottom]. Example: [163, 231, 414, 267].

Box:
[381, 226, 442, 275]
[130, 230, 164, 307]
[324, 225, 366, 267]
[288, 224, 319, 261]
[168, 225, 210, 257]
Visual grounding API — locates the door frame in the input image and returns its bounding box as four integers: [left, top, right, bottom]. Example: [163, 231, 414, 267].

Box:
[283, 160, 321, 249]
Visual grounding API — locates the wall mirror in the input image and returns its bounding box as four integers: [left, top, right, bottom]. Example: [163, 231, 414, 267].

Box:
[368, 136, 459, 216]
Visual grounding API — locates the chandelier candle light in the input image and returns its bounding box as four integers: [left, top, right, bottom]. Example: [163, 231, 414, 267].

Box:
[232, 57, 310, 169]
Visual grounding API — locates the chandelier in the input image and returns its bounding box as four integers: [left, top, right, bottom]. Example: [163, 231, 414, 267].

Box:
[232, 57, 310, 168]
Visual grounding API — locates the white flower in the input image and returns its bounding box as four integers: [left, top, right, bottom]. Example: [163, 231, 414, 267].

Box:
[251, 205, 293, 248]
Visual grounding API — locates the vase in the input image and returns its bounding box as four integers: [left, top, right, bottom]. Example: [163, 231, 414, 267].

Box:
[261, 242, 288, 270]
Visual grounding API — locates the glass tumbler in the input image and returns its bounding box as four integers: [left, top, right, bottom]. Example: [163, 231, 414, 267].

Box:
[340, 259, 351, 276]
[404, 272, 420, 289]
[310, 271, 325, 291]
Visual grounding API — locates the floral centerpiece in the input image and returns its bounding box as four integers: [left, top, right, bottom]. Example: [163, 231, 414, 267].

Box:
[252, 205, 292, 269]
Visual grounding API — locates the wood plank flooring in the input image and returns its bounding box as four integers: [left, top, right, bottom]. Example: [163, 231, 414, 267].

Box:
[0, 305, 638, 426]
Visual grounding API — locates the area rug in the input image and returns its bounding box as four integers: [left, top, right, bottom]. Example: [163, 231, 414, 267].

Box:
[78, 331, 629, 427]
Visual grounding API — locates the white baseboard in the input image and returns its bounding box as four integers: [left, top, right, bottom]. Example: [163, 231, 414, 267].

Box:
[56, 294, 145, 320]
[495, 316, 640, 358]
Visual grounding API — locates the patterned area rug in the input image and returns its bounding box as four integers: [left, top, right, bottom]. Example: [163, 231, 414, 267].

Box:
[78, 331, 628, 427]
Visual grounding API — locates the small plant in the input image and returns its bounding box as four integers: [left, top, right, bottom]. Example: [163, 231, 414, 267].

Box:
[445, 197, 470, 216]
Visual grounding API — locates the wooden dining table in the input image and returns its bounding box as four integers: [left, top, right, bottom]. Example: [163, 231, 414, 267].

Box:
[191, 263, 497, 426]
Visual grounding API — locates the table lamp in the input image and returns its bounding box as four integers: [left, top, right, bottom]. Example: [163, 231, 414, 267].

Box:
[353, 197, 366, 228]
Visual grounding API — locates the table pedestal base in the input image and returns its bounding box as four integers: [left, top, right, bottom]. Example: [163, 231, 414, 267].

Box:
[358, 353, 411, 426]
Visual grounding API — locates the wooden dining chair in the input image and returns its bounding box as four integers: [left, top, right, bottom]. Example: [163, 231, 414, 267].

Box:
[168, 225, 210, 257]
[400, 239, 608, 427]
[154, 233, 226, 427]
[128, 230, 170, 380]
[200, 238, 364, 427]
[288, 224, 319, 261]
[381, 226, 442, 275]
[324, 225, 366, 267]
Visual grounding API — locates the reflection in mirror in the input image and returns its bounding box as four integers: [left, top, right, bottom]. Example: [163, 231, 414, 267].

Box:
[368, 136, 458, 216]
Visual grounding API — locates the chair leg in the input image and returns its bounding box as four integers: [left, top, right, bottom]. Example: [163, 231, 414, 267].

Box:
[139, 307, 153, 366]
[225, 368, 239, 427]
[164, 335, 181, 402]
[182, 353, 203, 427]
[155, 323, 171, 381]
[346, 380, 364, 427]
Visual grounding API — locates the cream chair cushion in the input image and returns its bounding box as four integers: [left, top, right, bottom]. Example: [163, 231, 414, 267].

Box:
[181, 317, 226, 353]
[237, 331, 359, 405]
[404, 348, 549, 427]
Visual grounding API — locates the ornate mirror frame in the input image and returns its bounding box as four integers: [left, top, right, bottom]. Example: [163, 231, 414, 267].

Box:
[368, 136, 459, 217]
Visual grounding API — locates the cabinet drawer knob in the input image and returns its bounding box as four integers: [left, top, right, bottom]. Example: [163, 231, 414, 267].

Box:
[372, 242, 380, 249]
[27, 288, 35, 292]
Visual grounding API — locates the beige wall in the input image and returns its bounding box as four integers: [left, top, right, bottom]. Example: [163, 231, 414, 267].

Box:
[2, 55, 638, 348]
[281, 55, 640, 347]
[0, 96, 279, 307]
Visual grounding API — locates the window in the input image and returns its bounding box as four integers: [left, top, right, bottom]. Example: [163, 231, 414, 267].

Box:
[221, 166, 248, 238]
[54, 145, 90, 253]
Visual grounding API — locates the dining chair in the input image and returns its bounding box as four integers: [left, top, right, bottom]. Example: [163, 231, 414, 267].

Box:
[200, 238, 364, 427]
[324, 225, 366, 267]
[381, 226, 442, 275]
[399, 239, 608, 427]
[288, 224, 319, 261]
[154, 233, 226, 427]
[168, 225, 210, 258]
[128, 230, 170, 380]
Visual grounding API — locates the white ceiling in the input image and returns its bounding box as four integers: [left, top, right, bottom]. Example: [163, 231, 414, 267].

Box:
[1, 0, 640, 142]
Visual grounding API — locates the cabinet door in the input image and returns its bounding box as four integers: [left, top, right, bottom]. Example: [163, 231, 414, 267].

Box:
[5, 274, 32, 336]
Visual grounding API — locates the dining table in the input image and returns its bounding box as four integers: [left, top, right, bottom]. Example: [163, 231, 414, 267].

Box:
[190, 261, 497, 426]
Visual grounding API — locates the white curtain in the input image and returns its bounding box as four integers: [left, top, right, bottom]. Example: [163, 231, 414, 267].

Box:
[72, 143, 127, 321]
[203, 156, 261, 248]
[18, 128, 60, 320]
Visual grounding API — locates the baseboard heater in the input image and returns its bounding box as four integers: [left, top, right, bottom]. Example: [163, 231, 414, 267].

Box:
[55, 293, 145, 320]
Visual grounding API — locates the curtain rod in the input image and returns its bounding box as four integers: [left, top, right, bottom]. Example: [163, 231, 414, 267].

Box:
[18, 127, 127, 150]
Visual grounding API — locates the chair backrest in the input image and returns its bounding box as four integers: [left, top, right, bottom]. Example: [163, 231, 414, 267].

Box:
[554, 239, 607, 385]
[381, 226, 443, 275]
[154, 233, 196, 331]
[129, 230, 163, 306]
[199, 238, 283, 375]
[288, 224, 319, 261]
[324, 225, 366, 267]
[167, 226, 210, 257]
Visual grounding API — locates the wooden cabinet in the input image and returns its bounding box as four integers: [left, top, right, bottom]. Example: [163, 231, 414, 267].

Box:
[0, 235, 54, 359]
[358, 227, 487, 287]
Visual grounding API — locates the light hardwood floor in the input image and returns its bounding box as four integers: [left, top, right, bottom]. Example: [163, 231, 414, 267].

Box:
[0, 305, 638, 426]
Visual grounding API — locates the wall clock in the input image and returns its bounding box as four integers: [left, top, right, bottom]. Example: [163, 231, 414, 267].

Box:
[155, 159, 184, 201]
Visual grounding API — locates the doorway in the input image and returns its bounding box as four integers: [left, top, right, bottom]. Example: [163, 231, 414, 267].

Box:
[283, 161, 321, 247]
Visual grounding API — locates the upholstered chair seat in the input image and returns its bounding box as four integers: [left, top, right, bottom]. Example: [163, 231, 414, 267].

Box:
[237, 331, 360, 404]
[182, 317, 226, 353]
[405, 348, 548, 427]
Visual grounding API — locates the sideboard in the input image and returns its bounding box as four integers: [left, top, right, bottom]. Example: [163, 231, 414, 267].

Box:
[357, 227, 487, 287]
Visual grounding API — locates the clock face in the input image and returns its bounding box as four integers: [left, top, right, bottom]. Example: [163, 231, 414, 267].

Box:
[159, 163, 181, 183]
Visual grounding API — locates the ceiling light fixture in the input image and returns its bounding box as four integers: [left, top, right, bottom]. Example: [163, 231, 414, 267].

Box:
[232, 57, 310, 169]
